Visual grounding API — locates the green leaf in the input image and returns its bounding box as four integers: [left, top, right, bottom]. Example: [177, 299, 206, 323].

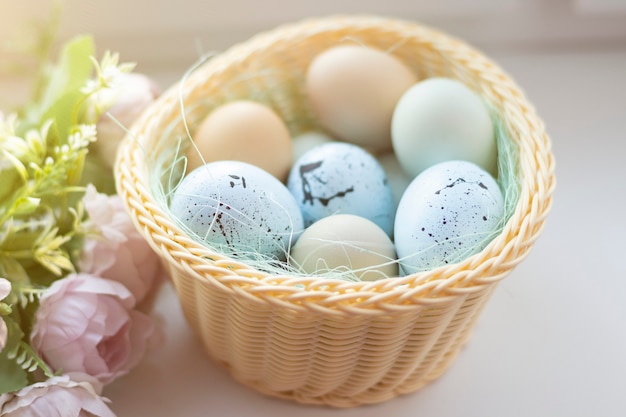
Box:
[0, 169, 20, 203]
[42, 90, 89, 149]
[81, 151, 116, 194]
[0, 258, 30, 285]
[0, 302, 10, 316]
[0, 350, 29, 394]
[64, 146, 87, 187]
[0, 317, 29, 395]
[13, 197, 41, 216]
[22, 35, 95, 135]
[1, 150, 29, 183]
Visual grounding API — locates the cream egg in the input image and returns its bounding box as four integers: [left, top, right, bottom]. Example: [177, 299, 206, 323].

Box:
[186, 100, 293, 181]
[391, 77, 497, 179]
[291, 131, 334, 161]
[289, 214, 398, 281]
[306, 45, 417, 153]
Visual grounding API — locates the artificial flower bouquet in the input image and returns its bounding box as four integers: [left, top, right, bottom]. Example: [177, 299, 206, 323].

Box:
[0, 34, 164, 416]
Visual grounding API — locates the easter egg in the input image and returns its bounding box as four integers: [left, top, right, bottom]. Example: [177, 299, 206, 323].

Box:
[306, 45, 417, 152]
[391, 77, 497, 179]
[287, 142, 395, 236]
[186, 100, 293, 181]
[169, 160, 304, 260]
[394, 160, 504, 274]
[289, 214, 398, 281]
[291, 131, 334, 161]
[378, 151, 412, 213]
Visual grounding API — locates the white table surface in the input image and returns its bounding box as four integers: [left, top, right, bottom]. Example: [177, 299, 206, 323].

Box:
[104, 48, 626, 416]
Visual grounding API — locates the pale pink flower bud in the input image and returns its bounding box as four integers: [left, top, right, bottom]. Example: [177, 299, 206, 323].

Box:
[79, 184, 165, 305]
[30, 273, 157, 385]
[95, 72, 160, 168]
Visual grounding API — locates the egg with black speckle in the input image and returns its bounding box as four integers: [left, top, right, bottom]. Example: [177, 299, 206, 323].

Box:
[169, 160, 304, 261]
[394, 160, 504, 275]
[287, 142, 395, 236]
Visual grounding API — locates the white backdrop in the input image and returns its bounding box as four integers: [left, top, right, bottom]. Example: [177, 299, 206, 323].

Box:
[2, 0, 626, 72]
[1, 2, 626, 416]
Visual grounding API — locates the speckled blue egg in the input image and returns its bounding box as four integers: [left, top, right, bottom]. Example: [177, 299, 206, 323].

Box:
[169, 160, 304, 261]
[394, 160, 504, 275]
[287, 142, 394, 236]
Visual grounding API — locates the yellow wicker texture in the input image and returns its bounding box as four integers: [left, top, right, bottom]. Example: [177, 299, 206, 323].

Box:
[114, 15, 555, 407]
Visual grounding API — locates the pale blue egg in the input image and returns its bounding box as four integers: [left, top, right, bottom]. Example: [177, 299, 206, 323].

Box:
[287, 142, 394, 236]
[394, 160, 504, 275]
[169, 160, 304, 261]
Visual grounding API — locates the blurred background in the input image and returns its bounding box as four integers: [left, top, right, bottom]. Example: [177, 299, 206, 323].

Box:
[1, 1, 625, 416]
[2, 0, 626, 90]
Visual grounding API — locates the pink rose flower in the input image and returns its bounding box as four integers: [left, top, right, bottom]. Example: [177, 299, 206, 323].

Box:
[0, 278, 10, 352]
[0, 375, 116, 417]
[94, 72, 160, 168]
[78, 184, 165, 306]
[30, 273, 156, 385]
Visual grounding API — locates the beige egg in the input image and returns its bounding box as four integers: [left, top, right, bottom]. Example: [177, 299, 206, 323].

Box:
[186, 100, 293, 181]
[306, 45, 417, 153]
[291, 131, 334, 161]
[290, 214, 398, 281]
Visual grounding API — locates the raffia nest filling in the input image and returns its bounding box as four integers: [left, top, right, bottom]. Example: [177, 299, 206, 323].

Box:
[114, 16, 555, 407]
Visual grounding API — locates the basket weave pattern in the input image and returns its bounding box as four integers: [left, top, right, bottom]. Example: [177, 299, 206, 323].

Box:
[115, 16, 555, 407]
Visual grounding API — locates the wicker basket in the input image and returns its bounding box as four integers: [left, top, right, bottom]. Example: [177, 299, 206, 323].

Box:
[114, 15, 555, 407]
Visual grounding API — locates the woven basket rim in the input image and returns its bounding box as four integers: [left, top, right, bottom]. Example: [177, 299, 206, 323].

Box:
[115, 15, 555, 311]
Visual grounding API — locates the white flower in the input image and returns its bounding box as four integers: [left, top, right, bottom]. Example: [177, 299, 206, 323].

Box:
[81, 51, 135, 97]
